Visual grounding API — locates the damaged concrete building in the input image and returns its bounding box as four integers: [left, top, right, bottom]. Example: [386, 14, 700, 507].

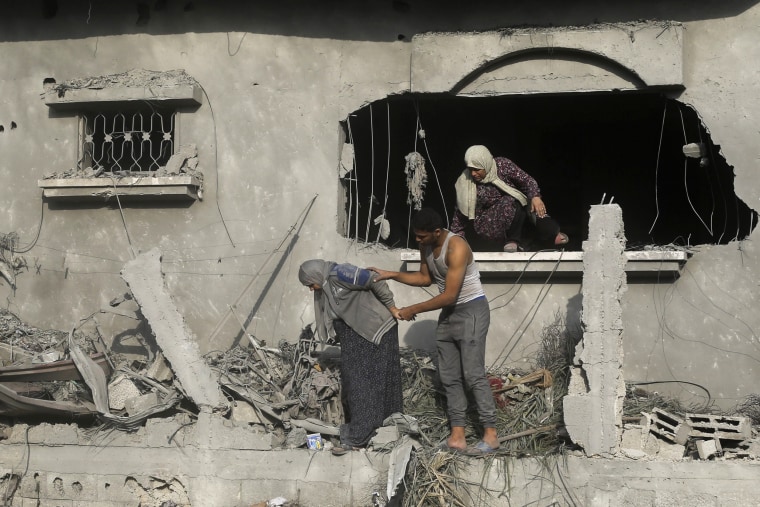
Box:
[1, 0, 759, 505]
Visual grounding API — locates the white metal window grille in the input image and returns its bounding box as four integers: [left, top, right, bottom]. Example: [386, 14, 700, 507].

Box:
[78, 110, 175, 173]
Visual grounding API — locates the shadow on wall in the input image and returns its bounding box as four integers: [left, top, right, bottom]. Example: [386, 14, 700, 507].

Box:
[402, 319, 437, 352]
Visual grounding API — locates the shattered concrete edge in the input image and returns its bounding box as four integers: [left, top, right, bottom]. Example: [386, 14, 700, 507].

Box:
[563, 204, 628, 456]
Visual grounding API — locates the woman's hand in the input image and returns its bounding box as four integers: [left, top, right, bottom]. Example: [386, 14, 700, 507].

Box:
[530, 196, 547, 218]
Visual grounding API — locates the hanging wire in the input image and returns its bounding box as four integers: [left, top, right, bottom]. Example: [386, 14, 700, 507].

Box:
[365, 104, 375, 243]
[490, 251, 564, 371]
[109, 176, 136, 259]
[14, 196, 45, 254]
[198, 83, 235, 247]
[695, 114, 717, 236]
[648, 102, 667, 236]
[413, 99, 450, 227]
[679, 107, 713, 237]
[345, 116, 356, 239]
[376, 102, 392, 243]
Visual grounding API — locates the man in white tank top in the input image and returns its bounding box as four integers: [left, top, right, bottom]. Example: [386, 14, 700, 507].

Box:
[370, 208, 500, 455]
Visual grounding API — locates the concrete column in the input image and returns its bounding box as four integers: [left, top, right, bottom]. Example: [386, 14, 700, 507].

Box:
[563, 204, 627, 456]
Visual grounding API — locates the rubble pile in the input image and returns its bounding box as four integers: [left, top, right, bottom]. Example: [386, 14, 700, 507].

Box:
[206, 326, 345, 445]
[620, 386, 760, 461]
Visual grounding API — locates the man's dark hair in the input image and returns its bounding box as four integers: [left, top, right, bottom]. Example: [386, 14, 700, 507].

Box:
[412, 207, 444, 232]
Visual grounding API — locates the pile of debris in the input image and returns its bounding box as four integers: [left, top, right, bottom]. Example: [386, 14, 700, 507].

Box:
[0, 306, 181, 430]
[619, 385, 760, 461]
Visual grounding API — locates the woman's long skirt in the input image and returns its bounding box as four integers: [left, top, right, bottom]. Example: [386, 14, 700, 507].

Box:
[334, 320, 403, 448]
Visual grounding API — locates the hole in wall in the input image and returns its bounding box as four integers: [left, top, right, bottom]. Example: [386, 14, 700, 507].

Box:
[10, 122, 16, 129]
[339, 92, 756, 249]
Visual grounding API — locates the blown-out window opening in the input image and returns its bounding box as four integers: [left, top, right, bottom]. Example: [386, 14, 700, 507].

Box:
[339, 92, 757, 252]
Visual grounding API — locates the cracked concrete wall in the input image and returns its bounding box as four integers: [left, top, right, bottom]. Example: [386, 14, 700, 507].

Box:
[0, 0, 758, 411]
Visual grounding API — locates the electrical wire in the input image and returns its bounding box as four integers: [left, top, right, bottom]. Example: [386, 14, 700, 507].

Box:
[489, 251, 564, 371]
[109, 175, 136, 259]
[198, 83, 236, 247]
[679, 107, 713, 237]
[628, 380, 712, 408]
[365, 104, 375, 243]
[376, 102, 392, 243]
[647, 102, 667, 236]
[413, 100, 450, 227]
[13, 195, 45, 253]
[345, 117, 355, 237]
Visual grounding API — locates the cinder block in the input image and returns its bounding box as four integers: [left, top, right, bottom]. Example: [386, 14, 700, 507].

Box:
[646, 408, 690, 445]
[686, 413, 751, 441]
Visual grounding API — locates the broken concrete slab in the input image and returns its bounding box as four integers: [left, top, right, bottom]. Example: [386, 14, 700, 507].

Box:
[696, 439, 719, 460]
[121, 248, 226, 413]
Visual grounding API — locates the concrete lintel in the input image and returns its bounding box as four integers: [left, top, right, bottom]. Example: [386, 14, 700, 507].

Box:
[411, 21, 683, 94]
[44, 84, 203, 110]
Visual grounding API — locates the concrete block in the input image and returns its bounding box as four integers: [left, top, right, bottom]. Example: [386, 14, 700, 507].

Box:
[695, 439, 719, 460]
[648, 408, 690, 445]
[95, 475, 145, 503]
[144, 417, 192, 448]
[124, 391, 159, 416]
[62, 475, 99, 502]
[686, 413, 752, 441]
[206, 415, 273, 450]
[21, 424, 79, 446]
[241, 480, 299, 507]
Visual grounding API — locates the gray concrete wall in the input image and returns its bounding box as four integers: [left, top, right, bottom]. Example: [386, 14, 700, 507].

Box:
[0, 0, 758, 411]
[1, 421, 758, 506]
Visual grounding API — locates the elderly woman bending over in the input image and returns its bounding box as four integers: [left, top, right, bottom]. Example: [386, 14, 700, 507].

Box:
[450, 145, 568, 252]
[298, 259, 403, 454]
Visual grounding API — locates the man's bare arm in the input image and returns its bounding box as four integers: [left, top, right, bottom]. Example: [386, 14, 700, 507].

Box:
[368, 246, 433, 287]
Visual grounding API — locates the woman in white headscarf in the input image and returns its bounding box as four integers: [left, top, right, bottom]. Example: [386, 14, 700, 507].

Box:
[450, 145, 568, 252]
[298, 259, 403, 454]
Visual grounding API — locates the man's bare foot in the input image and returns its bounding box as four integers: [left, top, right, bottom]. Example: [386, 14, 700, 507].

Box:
[482, 428, 500, 450]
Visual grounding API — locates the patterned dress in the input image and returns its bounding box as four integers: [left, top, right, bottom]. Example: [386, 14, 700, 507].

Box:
[334, 320, 403, 448]
[450, 157, 541, 244]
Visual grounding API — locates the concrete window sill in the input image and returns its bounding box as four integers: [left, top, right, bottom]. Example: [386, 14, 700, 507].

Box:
[37, 175, 202, 203]
[400, 250, 689, 279]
